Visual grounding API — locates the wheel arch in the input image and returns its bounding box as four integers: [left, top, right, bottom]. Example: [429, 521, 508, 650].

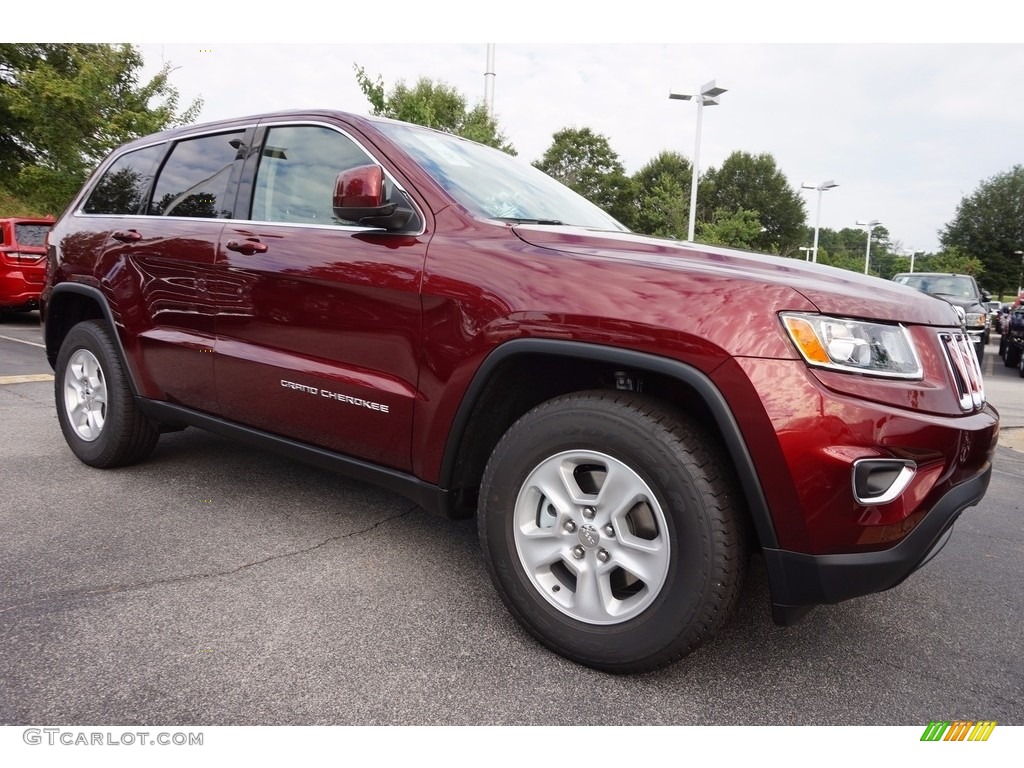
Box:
[439, 339, 779, 550]
[43, 284, 140, 396]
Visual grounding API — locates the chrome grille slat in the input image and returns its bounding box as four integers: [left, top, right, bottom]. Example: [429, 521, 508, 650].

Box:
[939, 332, 985, 411]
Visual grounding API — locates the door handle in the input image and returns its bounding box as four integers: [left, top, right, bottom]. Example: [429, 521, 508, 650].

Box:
[225, 238, 268, 255]
[112, 229, 142, 243]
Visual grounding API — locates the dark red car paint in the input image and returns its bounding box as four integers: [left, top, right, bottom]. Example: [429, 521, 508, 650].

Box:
[40, 110, 999, 625]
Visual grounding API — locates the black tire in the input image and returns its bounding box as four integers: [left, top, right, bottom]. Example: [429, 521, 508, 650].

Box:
[478, 391, 748, 673]
[54, 320, 159, 468]
[1018, 355, 1024, 378]
[1005, 342, 1022, 369]
[1000, 334, 1008, 359]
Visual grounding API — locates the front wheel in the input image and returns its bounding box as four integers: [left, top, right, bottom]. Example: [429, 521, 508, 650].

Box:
[55, 320, 159, 468]
[478, 391, 748, 673]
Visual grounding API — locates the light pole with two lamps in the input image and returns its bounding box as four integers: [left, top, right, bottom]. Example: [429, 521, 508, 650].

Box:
[857, 219, 882, 275]
[798, 246, 813, 261]
[669, 79, 727, 243]
[801, 180, 838, 263]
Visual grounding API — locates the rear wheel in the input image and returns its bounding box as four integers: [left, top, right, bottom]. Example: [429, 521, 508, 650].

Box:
[55, 320, 159, 467]
[478, 391, 748, 673]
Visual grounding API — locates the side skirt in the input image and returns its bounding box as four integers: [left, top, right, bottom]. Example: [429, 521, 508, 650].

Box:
[137, 399, 454, 517]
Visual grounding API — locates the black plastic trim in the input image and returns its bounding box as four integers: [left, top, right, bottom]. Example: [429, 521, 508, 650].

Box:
[763, 463, 992, 625]
[137, 399, 450, 516]
[43, 283, 142, 395]
[439, 338, 778, 549]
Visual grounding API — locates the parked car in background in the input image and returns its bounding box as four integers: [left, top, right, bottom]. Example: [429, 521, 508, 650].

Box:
[40, 110, 999, 672]
[993, 303, 1010, 335]
[986, 301, 1003, 335]
[0, 216, 53, 316]
[892, 272, 990, 362]
[1000, 302, 1024, 375]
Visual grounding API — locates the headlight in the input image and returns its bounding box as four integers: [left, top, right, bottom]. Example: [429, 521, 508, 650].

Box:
[965, 312, 986, 329]
[781, 313, 922, 379]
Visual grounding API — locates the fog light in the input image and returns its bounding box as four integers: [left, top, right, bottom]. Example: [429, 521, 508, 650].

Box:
[852, 459, 916, 505]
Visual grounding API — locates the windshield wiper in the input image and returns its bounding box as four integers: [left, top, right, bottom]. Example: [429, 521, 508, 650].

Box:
[493, 217, 565, 225]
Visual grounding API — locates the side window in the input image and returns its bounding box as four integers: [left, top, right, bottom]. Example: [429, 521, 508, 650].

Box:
[150, 131, 244, 218]
[82, 144, 164, 215]
[251, 125, 375, 225]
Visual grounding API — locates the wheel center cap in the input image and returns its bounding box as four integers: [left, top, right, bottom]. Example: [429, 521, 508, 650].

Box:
[577, 524, 600, 549]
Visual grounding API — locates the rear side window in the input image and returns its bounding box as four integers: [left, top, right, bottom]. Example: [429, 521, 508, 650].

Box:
[251, 125, 374, 225]
[82, 144, 165, 215]
[150, 131, 244, 218]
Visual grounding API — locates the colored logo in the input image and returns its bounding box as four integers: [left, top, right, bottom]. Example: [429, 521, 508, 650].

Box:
[921, 721, 996, 742]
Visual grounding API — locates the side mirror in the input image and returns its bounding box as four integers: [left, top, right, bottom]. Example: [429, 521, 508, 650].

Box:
[333, 164, 413, 230]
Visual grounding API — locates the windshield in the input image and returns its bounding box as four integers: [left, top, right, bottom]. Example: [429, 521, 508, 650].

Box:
[894, 274, 976, 299]
[14, 223, 52, 247]
[375, 121, 627, 231]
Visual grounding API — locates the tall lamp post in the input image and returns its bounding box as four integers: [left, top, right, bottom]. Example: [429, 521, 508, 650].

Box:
[1016, 250, 1023, 296]
[857, 219, 882, 275]
[669, 79, 728, 243]
[801, 180, 838, 262]
[799, 246, 813, 261]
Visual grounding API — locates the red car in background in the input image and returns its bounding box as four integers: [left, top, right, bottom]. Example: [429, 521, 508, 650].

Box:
[0, 216, 53, 315]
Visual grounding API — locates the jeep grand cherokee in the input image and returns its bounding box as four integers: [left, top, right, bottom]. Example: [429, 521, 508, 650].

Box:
[41, 110, 999, 672]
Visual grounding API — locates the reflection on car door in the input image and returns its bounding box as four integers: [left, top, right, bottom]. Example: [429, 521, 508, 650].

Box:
[212, 122, 426, 471]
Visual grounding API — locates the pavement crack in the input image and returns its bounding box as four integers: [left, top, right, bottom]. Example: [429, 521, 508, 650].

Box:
[0, 506, 418, 619]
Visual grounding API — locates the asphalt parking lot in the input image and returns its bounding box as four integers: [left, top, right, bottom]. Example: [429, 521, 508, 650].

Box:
[1, 312, 1021, 726]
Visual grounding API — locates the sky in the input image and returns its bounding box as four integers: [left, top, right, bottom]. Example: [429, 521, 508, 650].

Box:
[28, 3, 1024, 254]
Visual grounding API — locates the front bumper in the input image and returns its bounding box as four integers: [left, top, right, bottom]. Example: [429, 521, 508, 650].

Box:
[763, 463, 992, 625]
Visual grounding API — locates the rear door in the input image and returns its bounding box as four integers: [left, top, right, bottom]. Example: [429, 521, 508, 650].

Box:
[103, 129, 251, 413]
[212, 120, 427, 471]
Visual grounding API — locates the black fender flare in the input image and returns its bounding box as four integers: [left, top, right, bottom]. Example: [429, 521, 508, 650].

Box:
[44, 283, 142, 397]
[439, 338, 779, 550]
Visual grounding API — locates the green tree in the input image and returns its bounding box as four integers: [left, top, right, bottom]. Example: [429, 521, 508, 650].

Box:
[700, 151, 806, 253]
[939, 165, 1024, 298]
[806, 226, 897, 277]
[1, 44, 201, 214]
[916, 246, 986, 279]
[627, 151, 691, 237]
[697, 208, 764, 249]
[354, 65, 515, 155]
[534, 127, 635, 224]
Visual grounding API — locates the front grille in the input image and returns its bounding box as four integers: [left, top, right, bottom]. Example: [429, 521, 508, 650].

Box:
[939, 332, 985, 411]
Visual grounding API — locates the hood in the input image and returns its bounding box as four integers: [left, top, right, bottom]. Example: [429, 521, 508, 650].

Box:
[511, 226, 962, 327]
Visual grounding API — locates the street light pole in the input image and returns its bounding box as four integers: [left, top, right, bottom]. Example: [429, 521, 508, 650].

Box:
[801, 180, 838, 263]
[1016, 250, 1023, 296]
[856, 219, 882, 275]
[904, 248, 919, 273]
[670, 79, 727, 243]
[799, 246, 813, 261]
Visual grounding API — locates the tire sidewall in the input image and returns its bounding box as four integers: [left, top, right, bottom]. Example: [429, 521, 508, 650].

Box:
[54, 321, 131, 466]
[480, 398, 727, 669]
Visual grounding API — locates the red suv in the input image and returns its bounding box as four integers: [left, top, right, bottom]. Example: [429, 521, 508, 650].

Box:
[1, 216, 53, 314]
[40, 110, 999, 672]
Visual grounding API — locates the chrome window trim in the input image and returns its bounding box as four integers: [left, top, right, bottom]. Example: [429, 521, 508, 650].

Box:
[245, 119, 427, 237]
